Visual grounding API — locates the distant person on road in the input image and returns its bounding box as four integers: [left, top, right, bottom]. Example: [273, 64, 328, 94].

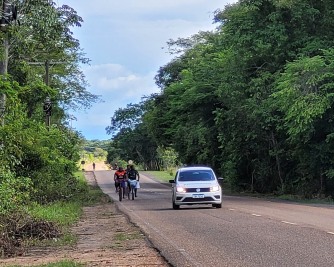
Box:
[114, 166, 127, 193]
[127, 165, 140, 197]
[92, 162, 96, 171]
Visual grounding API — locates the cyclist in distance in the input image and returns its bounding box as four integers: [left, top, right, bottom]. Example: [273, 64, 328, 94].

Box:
[127, 165, 140, 197]
[114, 166, 127, 193]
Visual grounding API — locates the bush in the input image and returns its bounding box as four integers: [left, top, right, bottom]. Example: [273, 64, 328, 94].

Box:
[0, 169, 32, 216]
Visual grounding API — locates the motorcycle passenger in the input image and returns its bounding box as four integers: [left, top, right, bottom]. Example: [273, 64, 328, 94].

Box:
[127, 165, 140, 197]
[114, 166, 127, 193]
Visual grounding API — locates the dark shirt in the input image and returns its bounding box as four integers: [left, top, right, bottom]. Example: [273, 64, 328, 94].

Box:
[127, 169, 139, 180]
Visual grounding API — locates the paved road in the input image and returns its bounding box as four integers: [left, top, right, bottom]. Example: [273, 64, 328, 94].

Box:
[94, 169, 334, 267]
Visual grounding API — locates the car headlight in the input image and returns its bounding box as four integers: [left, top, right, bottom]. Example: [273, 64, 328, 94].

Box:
[176, 186, 186, 193]
[210, 185, 220, 192]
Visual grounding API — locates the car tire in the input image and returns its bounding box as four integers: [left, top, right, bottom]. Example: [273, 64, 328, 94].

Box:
[172, 201, 180, 210]
[213, 203, 222, 208]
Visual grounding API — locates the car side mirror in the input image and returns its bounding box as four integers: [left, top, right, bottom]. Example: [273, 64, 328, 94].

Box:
[169, 179, 175, 183]
[218, 177, 224, 185]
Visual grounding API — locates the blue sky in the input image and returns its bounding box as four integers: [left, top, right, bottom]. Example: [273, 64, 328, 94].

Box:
[57, 0, 236, 140]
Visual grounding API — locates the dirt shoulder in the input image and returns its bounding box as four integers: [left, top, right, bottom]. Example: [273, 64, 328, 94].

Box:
[0, 171, 169, 267]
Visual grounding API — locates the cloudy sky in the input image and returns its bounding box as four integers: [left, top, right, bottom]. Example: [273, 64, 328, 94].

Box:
[57, 0, 236, 140]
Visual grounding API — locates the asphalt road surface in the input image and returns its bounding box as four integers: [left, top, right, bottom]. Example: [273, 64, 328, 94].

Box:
[94, 169, 334, 267]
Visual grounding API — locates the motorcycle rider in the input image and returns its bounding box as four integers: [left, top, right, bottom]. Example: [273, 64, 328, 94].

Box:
[114, 166, 127, 193]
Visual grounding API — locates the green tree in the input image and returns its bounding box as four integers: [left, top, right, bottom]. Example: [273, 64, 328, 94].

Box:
[106, 102, 162, 170]
[8, 1, 99, 124]
[0, 1, 94, 209]
[272, 50, 334, 196]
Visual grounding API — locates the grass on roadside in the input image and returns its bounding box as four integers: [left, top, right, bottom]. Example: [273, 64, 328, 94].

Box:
[114, 231, 142, 241]
[73, 171, 109, 205]
[25, 171, 109, 247]
[143, 171, 174, 182]
[8, 260, 85, 267]
[276, 194, 334, 204]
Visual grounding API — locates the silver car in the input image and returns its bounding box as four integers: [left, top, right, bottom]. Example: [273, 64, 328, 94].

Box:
[169, 166, 223, 209]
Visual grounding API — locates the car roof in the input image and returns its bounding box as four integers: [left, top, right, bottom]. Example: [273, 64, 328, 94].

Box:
[178, 166, 213, 172]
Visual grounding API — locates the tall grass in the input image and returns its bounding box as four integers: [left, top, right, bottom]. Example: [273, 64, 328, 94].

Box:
[28, 202, 81, 226]
[28, 172, 107, 225]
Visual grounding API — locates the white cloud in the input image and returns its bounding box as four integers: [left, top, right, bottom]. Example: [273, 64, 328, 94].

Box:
[83, 64, 158, 97]
[71, 63, 159, 139]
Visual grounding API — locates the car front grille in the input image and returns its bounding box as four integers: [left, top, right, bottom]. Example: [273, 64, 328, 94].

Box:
[186, 188, 210, 193]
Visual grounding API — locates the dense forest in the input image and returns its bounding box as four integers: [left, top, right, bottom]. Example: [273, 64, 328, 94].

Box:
[107, 0, 334, 198]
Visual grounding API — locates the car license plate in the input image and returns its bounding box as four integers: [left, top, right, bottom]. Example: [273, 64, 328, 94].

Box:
[192, 194, 205, 198]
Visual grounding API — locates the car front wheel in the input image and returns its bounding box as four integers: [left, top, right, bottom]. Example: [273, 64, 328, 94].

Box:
[172, 201, 180, 210]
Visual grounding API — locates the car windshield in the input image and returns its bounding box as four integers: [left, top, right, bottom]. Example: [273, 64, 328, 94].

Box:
[178, 170, 215, 181]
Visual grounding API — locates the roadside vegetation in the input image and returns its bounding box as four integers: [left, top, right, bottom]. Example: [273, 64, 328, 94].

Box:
[80, 140, 109, 169]
[0, 1, 103, 258]
[0, 170, 108, 258]
[144, 171, 175, 183]
[106, 0, 334, 202]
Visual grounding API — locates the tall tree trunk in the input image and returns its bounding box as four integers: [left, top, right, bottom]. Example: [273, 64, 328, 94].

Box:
[135, 148, 147, 169]
[271, 131, 284, 193]
[319, 172, 324, 197]
[0, 37, 8, 126]
[251, 169, 255, 192]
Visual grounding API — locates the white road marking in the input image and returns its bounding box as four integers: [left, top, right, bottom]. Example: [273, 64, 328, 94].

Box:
[327, 232, 334, 235]
[281, 221, 297, 225]
[229, 208, 235, 211]
[252, 214, 262, 217]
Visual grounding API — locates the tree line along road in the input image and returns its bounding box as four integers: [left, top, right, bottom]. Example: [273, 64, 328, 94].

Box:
[94, 168, 334, 267]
